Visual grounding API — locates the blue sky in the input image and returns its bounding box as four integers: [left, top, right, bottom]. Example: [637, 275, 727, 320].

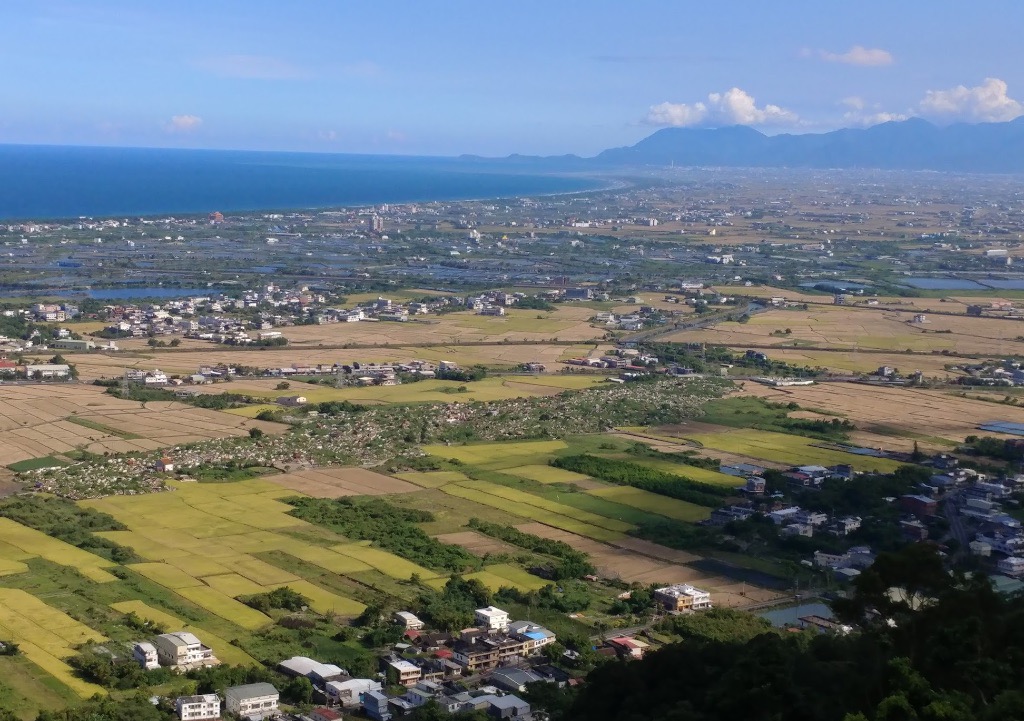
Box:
[2, 0, 1023, 156]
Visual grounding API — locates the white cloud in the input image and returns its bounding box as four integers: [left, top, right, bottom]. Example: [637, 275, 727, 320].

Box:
[840, 96, 865, 111]
[646, 88, 799, 128]
[164, 115, 202, 133]
[918, 77, 1024, 123]
[818, 45, 894, 66]
[195, 54, 307, 80]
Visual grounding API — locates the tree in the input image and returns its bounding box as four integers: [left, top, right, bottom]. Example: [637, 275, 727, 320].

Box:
[283, 675, 313, 704]
[248, 427, 264, 439]
[276, 381, 290, 390]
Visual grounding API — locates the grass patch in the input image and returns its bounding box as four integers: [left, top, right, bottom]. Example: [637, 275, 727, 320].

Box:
[587, 486, 711, 522]
[685, 428, 906, 472]
[63, 415, 142, 440]
[6, 456, 67, 473]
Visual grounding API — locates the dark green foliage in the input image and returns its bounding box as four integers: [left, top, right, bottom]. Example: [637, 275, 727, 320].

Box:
[963, 435, 1024, 462]
[658, 607, 777, 644]
[241, 586, 309, 613]
[552, 454, 730, 506]
[699, 396, 854, 441]
[35, 693, 174, 721]
[515, 296, 557, 311]
[496, 581, 592, 613]
[559, 546, 1024, 721]
[418, 576, 493, 631]
[287, 497, 479, 573]
[315, 400, 369, 415]
[68, 651, 174, 690]
[187, 664, 281, 695]
[467, 518, 595, 579]
[0, 496, 141, 563]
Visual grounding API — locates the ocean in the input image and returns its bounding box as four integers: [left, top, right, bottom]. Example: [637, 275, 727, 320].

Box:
[0, 145, 599, 220]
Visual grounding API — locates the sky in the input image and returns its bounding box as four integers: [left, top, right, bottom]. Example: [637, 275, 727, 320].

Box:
[2, 0, 1024, 156]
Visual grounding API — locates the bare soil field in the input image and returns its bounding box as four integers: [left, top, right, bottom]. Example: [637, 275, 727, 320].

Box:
[66, 343, 590, 382]
[737, 382, 1024, 443]
[434, 531, 521, 556]
[264, 467, 419, 497]
[514, 522, 781, 607]
[664, 304, 1024, 356]
[0, 384, 285, 467]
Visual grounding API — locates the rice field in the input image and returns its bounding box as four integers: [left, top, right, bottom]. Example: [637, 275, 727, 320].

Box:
[0, 589, 107, 698]
[440, 483, 628, 543]
[505, 464, 593, 484]
[109, 600, 257, 667]
[423, 440, 569, 468]
[452, 481, 633, 533]
[330, 544, 440, 581]
[0, 518, 117, 583]
[684, 428, 906, 472]
[587, 486, 712, 522]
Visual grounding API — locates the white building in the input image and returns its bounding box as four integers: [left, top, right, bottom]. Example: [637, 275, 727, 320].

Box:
[325, 677, 383, 707]
[997, 556, 1024, 577]
[474, 606, 510, 631]
[132, 641, 159, 670]
[394, 611, 425, 630]
[654, 584, 712, 611]
[25, 364, 70, 379]
[224, 683, 279, 720]
[175, 694, 220, 721]
[153, 631, 215, 669]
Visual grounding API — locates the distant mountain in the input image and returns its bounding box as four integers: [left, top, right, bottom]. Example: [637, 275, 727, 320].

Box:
[592, 117, 1024, 172]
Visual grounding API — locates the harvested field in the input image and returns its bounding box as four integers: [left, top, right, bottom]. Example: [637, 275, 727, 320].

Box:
[663, 304, 1024, 356]
[394, 470, 472, 488]
[737, 381, 1024, 444]
[0, 384, 285, 467]
[265, 467, 419, 497]
[512, 523, 782, 607]
[434, 530, 520, 556]
[68, 343, 591, 382]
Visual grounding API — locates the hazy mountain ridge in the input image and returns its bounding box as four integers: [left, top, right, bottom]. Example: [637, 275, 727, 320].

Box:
[595, 117, 1024, 171]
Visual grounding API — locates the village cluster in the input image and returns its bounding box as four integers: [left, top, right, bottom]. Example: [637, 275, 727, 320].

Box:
[124, 593, 715, 721]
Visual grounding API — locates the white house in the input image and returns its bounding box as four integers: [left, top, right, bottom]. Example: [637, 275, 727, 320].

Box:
[224, 683, 279, 720]
[132, 641, 159, 670]
[474, 606, 510, 631]
[175, 694, 220, 721]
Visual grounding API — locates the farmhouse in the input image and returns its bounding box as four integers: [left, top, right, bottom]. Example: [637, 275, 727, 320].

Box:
[175, 693, 220, 721]
[224, 682, 279, 720]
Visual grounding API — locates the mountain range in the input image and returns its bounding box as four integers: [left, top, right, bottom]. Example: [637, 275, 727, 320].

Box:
[474, 117, 1024, 173]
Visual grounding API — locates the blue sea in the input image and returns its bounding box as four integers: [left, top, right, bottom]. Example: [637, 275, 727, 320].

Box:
[0, 145, 600, 220]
